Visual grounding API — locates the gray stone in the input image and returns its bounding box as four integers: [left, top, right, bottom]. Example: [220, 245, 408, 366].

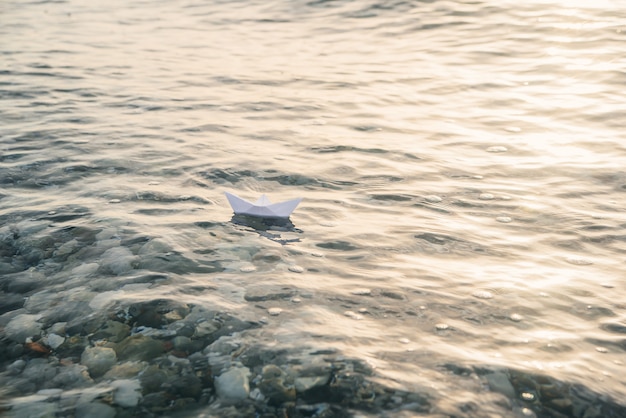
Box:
[8, 401, 59, 418]
[486, 372, 516, 398]
[100, 247, 136, 275]
[244, 286, 296, 302]
[5, 313, 42, 343]
[45, 333, 65, 350]
[50, 363, 92, 389]
[215, 367, 250, 402]
[295, 375, 330, 393]
[111, 379, 142, 407]
[115, 335, 164, 361]
[7, 359, 26, 376]
[75, 402, 116, 418]
[81, 346, 117, 378]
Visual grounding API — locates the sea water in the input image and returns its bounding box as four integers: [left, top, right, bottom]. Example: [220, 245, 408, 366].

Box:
[1, 0, 625, 417]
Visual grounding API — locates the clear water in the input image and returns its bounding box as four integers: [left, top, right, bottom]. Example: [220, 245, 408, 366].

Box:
[1, 0, 625, 416]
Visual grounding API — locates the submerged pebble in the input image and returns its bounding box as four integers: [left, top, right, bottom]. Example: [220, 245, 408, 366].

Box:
[215, 367, 250, 402]
[487, 146, 508, 153]
[268, 307, 283, 316]
[5, 314, 43, 343]
[565, 256, 593, 266]
[81, 346, 118, 378]
[344, 311, 364, 320]
[111, 379, 142, 407]
[425, 195, 443, 203]
[496, 216, 512, 223]
[473, 290, 494, 299]
[288, 265, 304, 273]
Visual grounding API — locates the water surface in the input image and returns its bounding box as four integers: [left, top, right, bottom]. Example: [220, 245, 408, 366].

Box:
[1, 0, 625, 417]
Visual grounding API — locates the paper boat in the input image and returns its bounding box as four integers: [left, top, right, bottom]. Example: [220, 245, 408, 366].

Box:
[225, 192, 302, 218]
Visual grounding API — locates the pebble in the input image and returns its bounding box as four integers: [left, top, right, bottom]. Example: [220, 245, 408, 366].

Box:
[5, 313, 43, 343]
[215, 367, 250, 402]
[425, 195, 442, 203]
[510, 313, 524, 322]
[75, 402, 116, 418]
[268, 307, 283, 316]
[350, 288, 372, 296]
[398, 338, 410, 344]
[295, 375, 330, 392]
[435, 323, 449, 331]
[479, 193, 495, 200]
[46, 333, 66, 350]
[473, 290, 494, 299]
[485, 372, 516, 398]
[595, 346, 608, 353]
[111, 379, 142, 407]
[521, 392, 535, 401]
[240, 265, 256, 272]
[486, 146, 508, 153]
[101, 247, 136, 275]
[7, 359, 26, 375]
[496, 216, 512, 223]
[565, 256, 593, 266]
[82, 346, 118, 378]
[291, 297, 302, 303]
[344, 311, 364, 320]
[288, 265, 304, 273]
[108, 199, 121, 204]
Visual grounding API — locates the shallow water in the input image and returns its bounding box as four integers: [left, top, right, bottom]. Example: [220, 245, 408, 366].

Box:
[1, 0, 626, 416]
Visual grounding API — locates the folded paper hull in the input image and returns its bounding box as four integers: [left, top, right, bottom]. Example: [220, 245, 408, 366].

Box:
[225, 192, 302, 218]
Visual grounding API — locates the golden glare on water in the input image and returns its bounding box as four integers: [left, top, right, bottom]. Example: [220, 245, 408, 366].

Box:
[1, 0, 625, 416]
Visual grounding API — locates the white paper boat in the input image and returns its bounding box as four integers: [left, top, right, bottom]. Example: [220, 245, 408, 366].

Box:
[225, 192, 302, 218]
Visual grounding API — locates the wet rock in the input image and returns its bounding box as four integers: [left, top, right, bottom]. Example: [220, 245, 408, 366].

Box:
[252, 250, 282, 263]
[115, 335, 164, 362]
[91, 320, 130, 343]
[103, 361, 146, 380]
[141, 392, 169, 410]
[65, 313, 104, 337]
[42, 300, 93, 326]
[21, 358, 58, 388]
[56, 335, 89, 359]
[5, 313, 42, 343]
[486, 371, 516, 398]
[167, 373, 203, 399]
[215, 367, 250, 402]
[244, 286, 296, 302]
[49, 363, 92, 389]
[126, 299, 190, 328]
[258, 364, 296, 405]
[81, 346, 117, 378]
[172, 336, 193, 352]
[191, 320, 218, 338]
[100, 247, 137, 275]
[0, 293, 25, 314]
[74, 402, 116, 418]
[7, 359, 26, 376]
[139, 365, 168, 393]
[44, 333, 65, 350]
[71, 262, 99, 278]
[295, 374, 331, 393]
[7, 401, 59, 418]
[4, 271, 43, 294]
[111, 379, 142, 407]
